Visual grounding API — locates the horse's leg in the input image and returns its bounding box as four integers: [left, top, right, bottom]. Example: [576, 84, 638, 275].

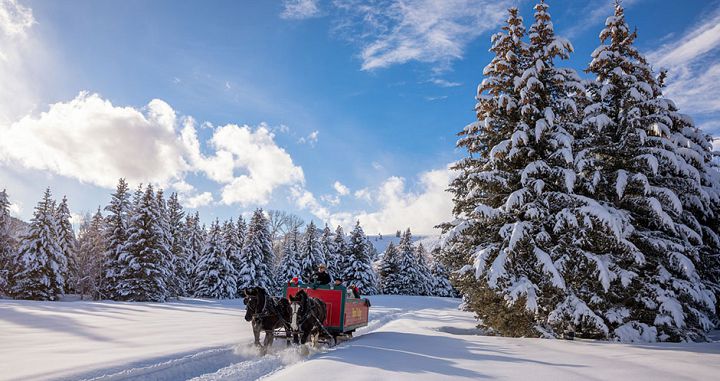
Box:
[285, 325, 292, 347]
[301, 329, 310, 345]
[252, 321, 261, 347]
[264, 329, 274, 348]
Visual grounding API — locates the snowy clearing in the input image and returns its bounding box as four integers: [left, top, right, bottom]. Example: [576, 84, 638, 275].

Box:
[1, 295, 719, 381]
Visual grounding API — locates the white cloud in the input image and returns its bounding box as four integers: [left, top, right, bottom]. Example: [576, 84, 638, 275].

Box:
[8, 201, 21, 217]
[181, 192, 214, 209]
[332, 0, 509, 71]
[713, 138, 720, 153]
[299, 167, 455, 235]
[333, 181, 350, 196]
[430, 78, 461, 87]
[647, 9, 720, 115]
[371, 161, 383, 171]
[425, 95, 448, 101]
[0, 0, 33, 38]
[185, 122, 305, 206]
[298, 130, 319, 146]
[354, 187, 372, 202]
[280, 0, 321, 20]
[0, 92, 189, 188]
[321, 194, 341, 206]
[1, 91, 306, 208]
[0, 0, 51, 125]
[291, 186, 330, 221]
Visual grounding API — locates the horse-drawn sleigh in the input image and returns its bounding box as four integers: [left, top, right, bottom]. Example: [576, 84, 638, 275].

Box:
[243, 283, 370, 354]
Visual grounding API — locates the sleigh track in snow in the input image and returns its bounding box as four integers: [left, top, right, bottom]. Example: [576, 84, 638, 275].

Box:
[65, 306, 408, 381]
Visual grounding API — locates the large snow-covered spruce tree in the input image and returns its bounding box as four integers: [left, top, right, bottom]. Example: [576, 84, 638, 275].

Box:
[167, 193, 191, 298]
[443, 3, 576, 336]
[343, 222, 377, 295]
[299, 221, 325, 282]
[238, 209, 274, 291]
[55, 196, 76, 293]
[74, 209, 106, 300]
[0, 189, 16, 295]
[194, 219, 236, 299]
[102, 179, 131, 300]
[276, 226, 303, 286]
[12, 188, 67, 301]
[577, 3, 716, 341]
[379, 241, 400, 294]
[116, 185, 171, 302]
[330, 225, 348, 280]
[221, 219, 243, 297]
[184, 211, 206, 291]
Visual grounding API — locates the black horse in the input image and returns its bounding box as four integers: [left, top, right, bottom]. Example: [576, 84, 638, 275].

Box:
[243, 286, 292, 354]
[288, 289, 328, 346]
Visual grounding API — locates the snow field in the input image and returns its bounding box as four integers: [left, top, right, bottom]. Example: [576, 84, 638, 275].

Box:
[2, 295, 719, 381]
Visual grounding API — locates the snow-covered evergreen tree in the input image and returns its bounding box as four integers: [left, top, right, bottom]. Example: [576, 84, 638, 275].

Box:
[320, 224, 336, 278]
[116, 185, 170, 302]
[576, 2, 716, 341]
[0, 189, 16, 296]
[74, 209, 106, 300]
[299, 221, 325, 282]
[102, 179, 131, 300]
[185, 211, 205, 289]
[330, 225, 347, 280]
[343, 222, 377, 295]
[379, 242, 400, 295]
[221, 219, 244, 297]
[414, 243, 434, 296]
[194, 219, 236, 299]
[237, 209, 274, 291]
[442, 2, 604, 337]
[276, 225, 303, 286]
[12, 188, 67, 300]
[236, 216, 247, 252]
[167, 193, 191, 298]
[55, 196, 77, 293]
[391, 229, 427, 295]
[429, 247, 455, 297]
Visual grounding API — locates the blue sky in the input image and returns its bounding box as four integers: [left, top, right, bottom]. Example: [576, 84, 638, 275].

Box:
[0, 0, 719, 235]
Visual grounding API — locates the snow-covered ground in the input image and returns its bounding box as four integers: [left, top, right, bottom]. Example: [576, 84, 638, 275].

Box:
[1, 295, 719, 381]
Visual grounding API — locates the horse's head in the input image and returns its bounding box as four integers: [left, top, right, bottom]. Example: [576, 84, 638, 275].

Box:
[243, 286, 267, 322]
[289, 290, 308, 331]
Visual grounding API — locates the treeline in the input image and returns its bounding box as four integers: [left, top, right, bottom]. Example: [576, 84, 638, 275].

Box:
[0, 179, 453, 301]
[442, 2, 720, 342]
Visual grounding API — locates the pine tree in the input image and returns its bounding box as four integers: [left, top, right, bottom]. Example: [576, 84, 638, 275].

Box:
[102, 179, 131, 300]
[379, 242, 400, 295]
[414, 243, 434, 296]
[167, 193, 191, 298]
[238, 209, 274, 291]
[236, 216, 247, 251]
[330, 225, 347, 280]
[117, 185, 170, 302]
[393, 229, 426, 295]
[343, 222, 377, 295]
[320, 225, 336, 278]
[185, 211, 205, 293]
[276, 225, 303, 286]
[74, 209, 106, 300]
[12, 188, 67, 300]
[221, 219, 243, 297]
[194, 219, 236, 299]
[299, 221, 325, 282]
[55, 196, 77, 293]
[0, 189, 16, 296]
[442, 2, 605, 337]
[576, 2, 715, 341]
[429, 247, 455, 297]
